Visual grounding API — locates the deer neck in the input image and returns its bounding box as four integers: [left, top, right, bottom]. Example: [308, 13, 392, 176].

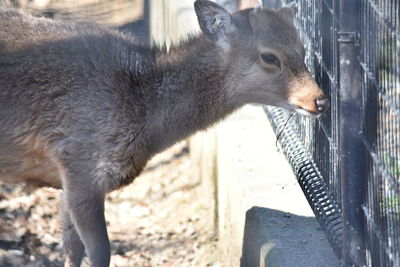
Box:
[144, 37, 238, 154]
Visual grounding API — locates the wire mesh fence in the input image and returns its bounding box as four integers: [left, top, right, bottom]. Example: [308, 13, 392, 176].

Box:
[264, 0, 400, 266]
[360, 0, 400, 266]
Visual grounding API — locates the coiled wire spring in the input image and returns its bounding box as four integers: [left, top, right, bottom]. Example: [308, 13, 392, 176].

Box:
[265, 106, 343, 258]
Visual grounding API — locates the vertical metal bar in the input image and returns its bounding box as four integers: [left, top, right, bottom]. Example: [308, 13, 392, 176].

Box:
[143, 0, 151, 45]
[338, 0, 366, 266]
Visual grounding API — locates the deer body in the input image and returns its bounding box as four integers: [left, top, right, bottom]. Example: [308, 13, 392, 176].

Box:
[0, 1, 328, 266]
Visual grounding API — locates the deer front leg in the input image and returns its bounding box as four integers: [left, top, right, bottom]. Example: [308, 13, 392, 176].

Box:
[63, 180, 110, 267]
[61, 195, 85, 267]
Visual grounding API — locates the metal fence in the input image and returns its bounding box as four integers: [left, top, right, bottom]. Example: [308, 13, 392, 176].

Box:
[264, 0, 400, 266]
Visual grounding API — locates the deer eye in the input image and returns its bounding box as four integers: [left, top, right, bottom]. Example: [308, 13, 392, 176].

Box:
[260, 53, 281, 68]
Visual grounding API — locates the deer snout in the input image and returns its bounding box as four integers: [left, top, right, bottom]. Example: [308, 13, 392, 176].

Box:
[316, 96, 329, 113]
[287, 73, 329, 116]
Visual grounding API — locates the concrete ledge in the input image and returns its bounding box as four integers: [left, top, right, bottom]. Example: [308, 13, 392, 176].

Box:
[191, 105, 340, 267]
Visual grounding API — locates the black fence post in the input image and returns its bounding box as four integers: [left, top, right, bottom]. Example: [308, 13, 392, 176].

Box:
[338, 0, 366, 266]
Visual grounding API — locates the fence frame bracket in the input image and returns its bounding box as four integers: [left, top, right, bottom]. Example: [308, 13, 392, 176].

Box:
[337, 31, 361, 45]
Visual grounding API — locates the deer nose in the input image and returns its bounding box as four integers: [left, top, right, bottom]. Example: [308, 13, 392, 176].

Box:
[316, 97, 330, 113]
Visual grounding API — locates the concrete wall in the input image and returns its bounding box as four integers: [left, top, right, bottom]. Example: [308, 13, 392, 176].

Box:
[212, 105, 339, 267]
[149, 1, 340, 266]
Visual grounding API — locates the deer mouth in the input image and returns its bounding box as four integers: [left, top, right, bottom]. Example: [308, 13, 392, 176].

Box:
[273, 102, 327, 117]
[294, 107, 321, 117]
[290, 97, 330, 117]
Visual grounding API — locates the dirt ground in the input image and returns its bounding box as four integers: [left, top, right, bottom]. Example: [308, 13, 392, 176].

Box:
[0, 142, 220, 267]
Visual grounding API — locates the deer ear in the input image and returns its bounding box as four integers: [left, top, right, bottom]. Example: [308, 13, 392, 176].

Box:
[278, 7, 294, 21]
[194, 0, 235, 48]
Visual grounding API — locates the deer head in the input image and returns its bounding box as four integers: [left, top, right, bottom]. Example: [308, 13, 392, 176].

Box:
[194, 0, 329, 116]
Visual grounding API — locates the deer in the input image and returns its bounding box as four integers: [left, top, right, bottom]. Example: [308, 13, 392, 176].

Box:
[0, 0, 329, 266]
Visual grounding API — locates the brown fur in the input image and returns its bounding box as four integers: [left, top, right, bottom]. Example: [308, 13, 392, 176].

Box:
[0, 1, 328, 266]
